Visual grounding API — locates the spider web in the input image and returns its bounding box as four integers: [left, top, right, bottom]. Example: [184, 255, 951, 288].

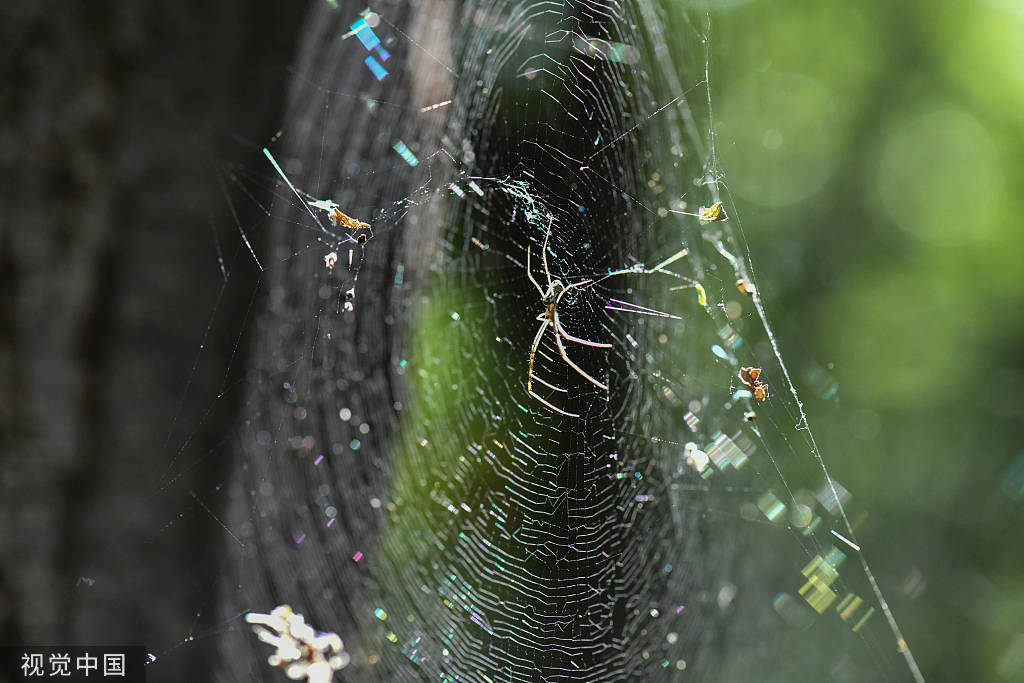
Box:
[127, 0, 927, 681]
[328, 1, 920, 680]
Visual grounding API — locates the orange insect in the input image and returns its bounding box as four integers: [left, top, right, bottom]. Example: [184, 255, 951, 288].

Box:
[327, 208, 370, 231]
[736, 279, 756, 297]
[738, 366, 769, 402]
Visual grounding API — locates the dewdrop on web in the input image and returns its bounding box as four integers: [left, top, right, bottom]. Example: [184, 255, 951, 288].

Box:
[684, 442, 709, 474]
[245, 605, 350, 682]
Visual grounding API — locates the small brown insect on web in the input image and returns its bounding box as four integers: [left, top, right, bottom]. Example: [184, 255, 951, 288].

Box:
[308, 200, 370, 269]
[736, 279, 756, 297]
[306, 199, 372, 232]
[262, 145, 376, 296]
[738, 366, 770, 402]
[326, 207, 371, 231]
[263, 148, 372, 246]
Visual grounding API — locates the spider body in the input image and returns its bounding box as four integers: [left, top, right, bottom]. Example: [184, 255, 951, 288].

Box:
[543, 280, 565, 308]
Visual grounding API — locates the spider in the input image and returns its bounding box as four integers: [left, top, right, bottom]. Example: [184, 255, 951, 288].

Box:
[522, 215, 692, 416]
[525, 216, 613, 417]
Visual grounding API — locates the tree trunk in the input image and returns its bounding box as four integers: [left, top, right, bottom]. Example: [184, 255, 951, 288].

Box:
[0, 2, 307, 681]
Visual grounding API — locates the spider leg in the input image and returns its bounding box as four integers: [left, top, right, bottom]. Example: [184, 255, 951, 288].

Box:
[526, 245, 546, 297]
[527, 319, 549, 394]
[554, 310, 612, 349]
[553, 278, 594, 308]
[588, 267, 640, 286]
[528, 318, 579, 417]
[529, 388, 579, 418]
[587, 247, 690, 287]
[552, 315, 609, 391]
[560, 278, 593, 294]
[541, 214, 553, 288]
[531, 372, 568, 393]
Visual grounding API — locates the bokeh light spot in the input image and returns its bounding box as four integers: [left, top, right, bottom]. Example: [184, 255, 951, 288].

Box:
[875, 108, 1001, 246]
[720, 72, 840, 207]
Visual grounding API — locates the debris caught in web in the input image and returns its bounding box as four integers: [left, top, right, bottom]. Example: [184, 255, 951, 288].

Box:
[698, 202, 727, 223]
[245, 605, 350, 682]
[738, 366, 770, 402]
[308, 199, 372, 231]
[669, 200, 728, 223]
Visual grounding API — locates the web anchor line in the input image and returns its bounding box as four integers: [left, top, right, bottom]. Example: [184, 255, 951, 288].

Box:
[744, 260, 926, 683]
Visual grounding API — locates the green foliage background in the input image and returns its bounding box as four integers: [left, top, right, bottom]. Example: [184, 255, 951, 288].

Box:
[706, 0, 1024, 679]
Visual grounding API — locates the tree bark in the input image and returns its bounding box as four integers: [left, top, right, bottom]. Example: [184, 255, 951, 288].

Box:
[0, 2, 307, 680]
